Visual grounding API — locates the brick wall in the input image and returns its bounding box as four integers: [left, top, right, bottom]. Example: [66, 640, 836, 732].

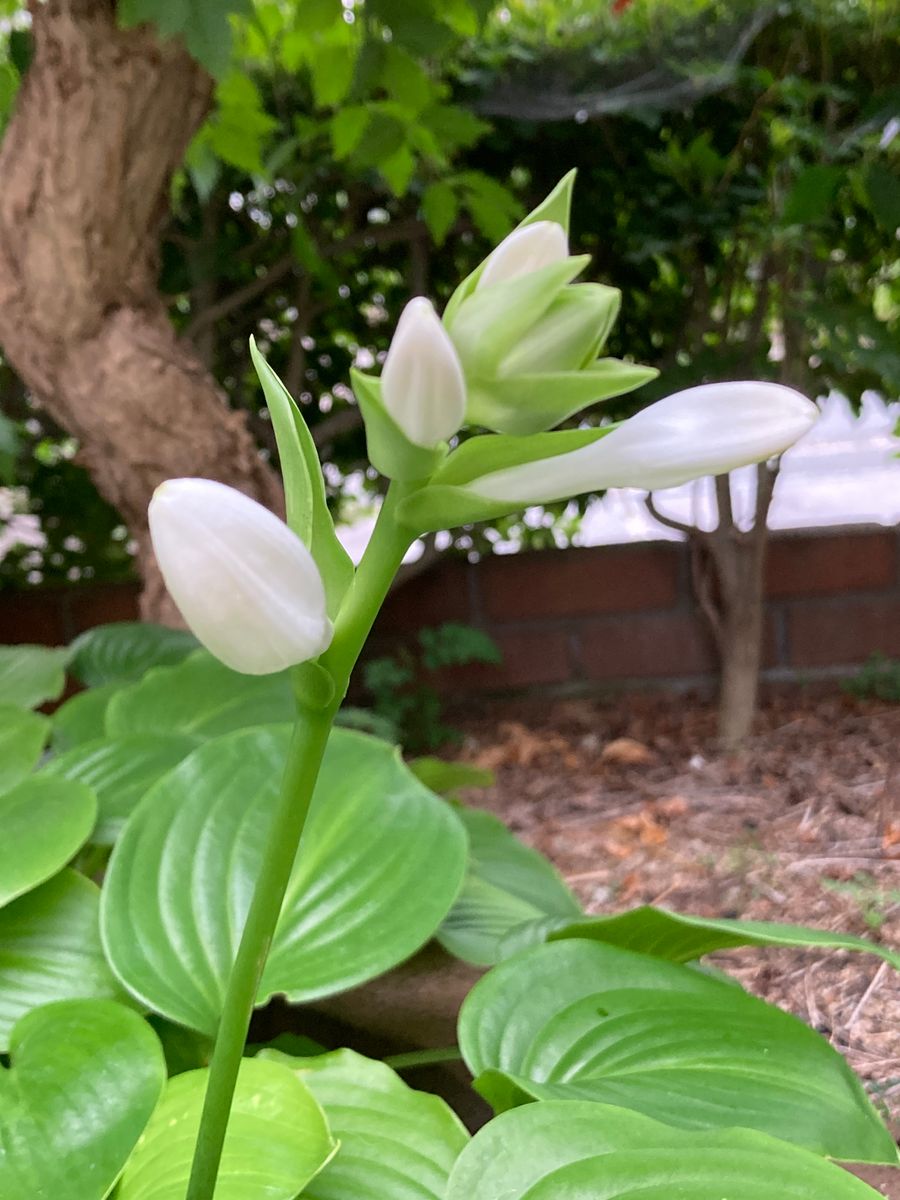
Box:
[2, 527, 898, 693]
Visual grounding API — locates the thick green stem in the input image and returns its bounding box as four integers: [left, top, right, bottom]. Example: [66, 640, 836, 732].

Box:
[185, 480, 415, 1200]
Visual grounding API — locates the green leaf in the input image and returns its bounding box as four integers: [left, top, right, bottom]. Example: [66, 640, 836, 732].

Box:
[447, 1101, 886, 1200]
[51, 682, 121, 751]
[351, 369, 448, 481]
[865, 163, 900, 232]
[458, 940, 897, 1162]
[260, 1048, 469, 1200]
[68, 621, 197, 687]
[381, 43, 433, 113]
[106, 650, 296, 739]
[409, 757, 494, 794]
[250, 339, 354, 617]
[117, 1058, 335, 1200]
[0, 644, 68, 709]
[422, 180, 459, 245]
[368, 0, 456, 55]
[0, 776, 97, 907]
[0, 705, 49, 793]
[782, 164, 843, 225]
[310, 44, 357, 108]
[209, 71, 278, 173]
[438, 806, 581, 966]
[101, 726, 467, 1035]
[41, 734, 199, 846]
[467, 361, 659, 436]
[381, 143, 417, 197]
[0, 871, 123, 1052]
[0, 999, 165, 1200]
[533, 905, 900, 971]
[119, 0, 252, 77]
[331, 105, 370, 159]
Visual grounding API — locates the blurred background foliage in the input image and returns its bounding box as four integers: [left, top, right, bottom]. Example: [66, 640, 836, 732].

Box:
[0, 0, 898, 587]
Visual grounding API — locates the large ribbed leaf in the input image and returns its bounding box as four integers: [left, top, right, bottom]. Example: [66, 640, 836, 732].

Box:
[101, 726, 467, 1035]
[0, 776, 96, 906]
[459, 940, 897, 1163]
[68, 621, 197, 687]
[438, 805, 581, 966]
[51, 683, 121, 751]
[0, 704, 49, 792]
[447, 1101, 884, 1200]
[0, 644, 68, 708]
[106, 650, 296, 738]
[41, 734, 198, 845]
[261, 1048, 468, 1200]
[0, 999, 164, 1200]
[117, 1058, 335, 1200]
[0, 871, 122, 1051]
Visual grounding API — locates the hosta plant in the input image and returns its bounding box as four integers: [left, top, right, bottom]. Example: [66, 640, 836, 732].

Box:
[0, 174, 897, 1200]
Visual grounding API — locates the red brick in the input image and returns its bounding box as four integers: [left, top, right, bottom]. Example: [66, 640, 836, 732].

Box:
[788, 597, 900, 667]
[376, 559, 471, 635]
[0, 590, 68, 645]
[67, 583, 140, 633]
[579, 611, 720, 680]
[479, 545, 679, 622]
[766, 531, 896, 599]
[436, 627, 572, 692]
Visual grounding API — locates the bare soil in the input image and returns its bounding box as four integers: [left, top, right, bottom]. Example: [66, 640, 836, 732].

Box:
[449, 685, 900, 1192]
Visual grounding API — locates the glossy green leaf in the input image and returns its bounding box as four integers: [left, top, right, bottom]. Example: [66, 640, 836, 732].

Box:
[250, 339, 354, 616]
[0, 871, 122, 1051]
[0, 999, 165, 1200]
[261, 1047, 469, 1199]
[41, 734, 199, 845]
[117, 1058, 335, 1200]
[422, 180, 459, 244]
[438, 805, 581, 966]
[459, 940, 897, 1162]
[106, 650, 296, 739]
[118, 0, 252, 77]
[351, 369, 448, 481]
[68, 621, 197, 687]
[0, 704, 49, 793]
[0, 776, 97, 906]
[536, 905, 900, 971]
[408, 757, 494, 795]
[51, 682, 121, 750]
[447, 1101, 885, 1200]
[0, 644, 68, 709]
[101, 726, 467, 1035]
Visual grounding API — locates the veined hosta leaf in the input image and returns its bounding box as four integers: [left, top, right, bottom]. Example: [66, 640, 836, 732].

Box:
[437, 805, 581, 966]
[458, 940, 897, 1163]
[0, 999, 164, 1200]
[101, 726, 467, 1035]
[106, 650, 296, 738]
[447, 1101, 885, 1200]
[0, 643, 68, 709]
[0, 704, 49, 792]
[260, 1047, 469, 1200]
[117, 1058, 335, 1200]
[41, 734, 198, 845]
[0, 775, 96, 906]
[500, 905, 900, 971]
[51, 682, 121, 750]
[68, 621, 197, 687]
[0, 871, 122, 1051]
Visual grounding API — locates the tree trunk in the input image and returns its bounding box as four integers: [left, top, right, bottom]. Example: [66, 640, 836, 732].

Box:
[716, 549, 765, 750]
[0, 1, 282, 622]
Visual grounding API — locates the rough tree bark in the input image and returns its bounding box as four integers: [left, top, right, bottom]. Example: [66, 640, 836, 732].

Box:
[0, 0, 282, 621]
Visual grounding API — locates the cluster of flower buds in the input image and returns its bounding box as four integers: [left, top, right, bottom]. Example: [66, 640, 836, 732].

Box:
[150, 172, 818, 675]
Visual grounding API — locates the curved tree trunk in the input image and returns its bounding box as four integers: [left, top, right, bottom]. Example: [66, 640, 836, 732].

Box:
[0, 0, 282, 622]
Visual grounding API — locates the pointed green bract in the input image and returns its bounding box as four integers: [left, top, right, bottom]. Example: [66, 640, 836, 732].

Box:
[101, 725, 467, 1035]
[117, 1058, 335, 1200]
[0, 775, 97, 907]
[447, 1102, 886, 1200]
[261, 1048, 469, 1200]
[0, 998, 165, 1200]
[351, 368, 448, 481]
[250, 337, 354, 617]
[459, 940, 897, 1163]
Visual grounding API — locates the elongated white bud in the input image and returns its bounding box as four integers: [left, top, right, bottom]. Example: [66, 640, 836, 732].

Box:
[469, 382, 819, 504]
[380, 297, 466, 448]
[148, 479, 332, 675]
[476, 220, 569, 291]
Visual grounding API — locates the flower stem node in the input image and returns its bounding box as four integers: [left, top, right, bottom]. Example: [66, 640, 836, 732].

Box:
[148, 478, 333, 676]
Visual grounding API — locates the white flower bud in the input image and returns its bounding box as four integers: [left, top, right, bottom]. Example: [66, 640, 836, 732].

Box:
[148, 479, 333, 676]
[468, 381, 819, 504]
[476, 220, 569, 291]
[380, 297, 467, 448]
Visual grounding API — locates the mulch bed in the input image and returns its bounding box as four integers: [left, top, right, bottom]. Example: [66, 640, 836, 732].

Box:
[447, 684, 900, 1190]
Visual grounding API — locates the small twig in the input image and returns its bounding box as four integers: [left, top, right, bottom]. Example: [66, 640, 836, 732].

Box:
[846, 961, 889, 1034]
